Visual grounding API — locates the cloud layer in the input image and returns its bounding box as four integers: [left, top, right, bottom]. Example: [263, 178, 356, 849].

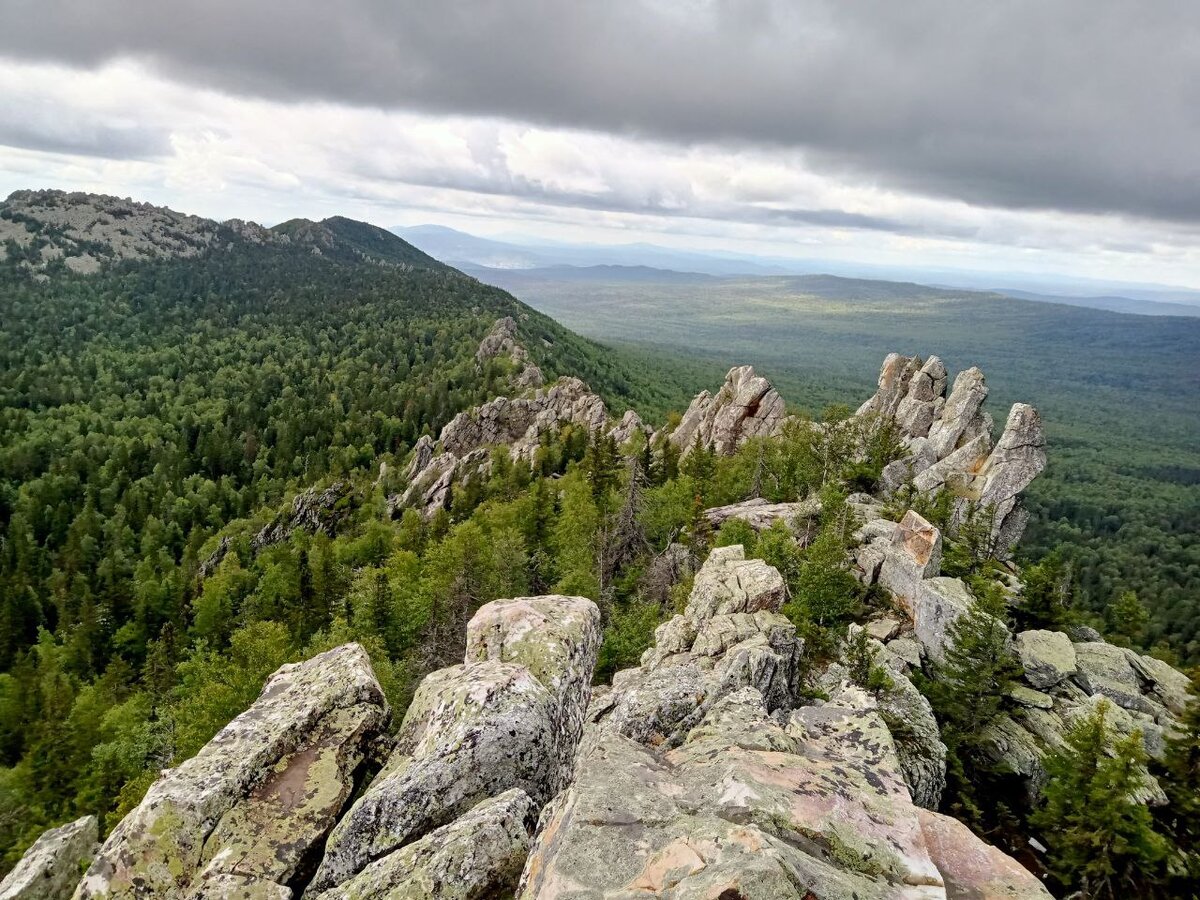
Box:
[2, 3, 1199, 286]
[6, 1, 1199, 224]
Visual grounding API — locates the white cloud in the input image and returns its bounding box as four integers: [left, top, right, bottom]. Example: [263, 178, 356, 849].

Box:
[2, 58, 1200, 287]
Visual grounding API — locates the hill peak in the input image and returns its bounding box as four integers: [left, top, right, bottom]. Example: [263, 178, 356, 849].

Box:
[0, 189, 444, 276]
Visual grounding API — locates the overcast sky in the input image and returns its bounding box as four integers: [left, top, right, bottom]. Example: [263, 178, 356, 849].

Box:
[3, 1, 1200, 285]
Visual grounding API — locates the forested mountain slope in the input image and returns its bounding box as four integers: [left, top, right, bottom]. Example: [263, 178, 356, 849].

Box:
[1, 191, 1197, 900]
[477, 268, 1200, 662]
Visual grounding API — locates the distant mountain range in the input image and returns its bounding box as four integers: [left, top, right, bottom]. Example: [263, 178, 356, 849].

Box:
[395, 223, 1200, 318]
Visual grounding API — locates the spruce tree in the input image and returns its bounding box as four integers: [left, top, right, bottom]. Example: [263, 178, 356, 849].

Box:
[921, 591, 1023, 821]
[1158, 669, 1200, 889]
[1032, 701, 1169, 899]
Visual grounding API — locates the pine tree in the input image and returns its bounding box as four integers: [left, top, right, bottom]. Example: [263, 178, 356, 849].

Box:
[1107, 590, 1150, 647]
[1157, 669, 1200, 889]
[1032, 701, 1169, 899]
[921, 591, 1023, 821]
[1015, 550, 1076, 632]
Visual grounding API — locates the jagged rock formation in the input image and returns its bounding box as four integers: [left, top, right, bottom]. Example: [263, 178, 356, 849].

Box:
[0, 816, 98, 900]
[671, 365, 787, 456]
[861, 353, 1046, 555]
[309, 595, 600, 897]
[29, 542, 1064, 899]
[475, 316, 544, 388]
[396, 376, 609, 517]
[73, 644, 388, 899]
[593, 545, 802, 748]
[252, 482, 355, 551]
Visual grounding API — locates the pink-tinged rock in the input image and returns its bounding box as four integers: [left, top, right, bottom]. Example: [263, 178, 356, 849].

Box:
[918, 808, 1052, 898]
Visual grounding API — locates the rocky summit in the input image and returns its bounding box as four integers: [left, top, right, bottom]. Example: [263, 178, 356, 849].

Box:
[7, 348, 1190, 899]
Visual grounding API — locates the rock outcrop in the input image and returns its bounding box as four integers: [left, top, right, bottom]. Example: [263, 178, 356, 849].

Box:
[671, 365, 787, 456]
[475, 316, 544, 388]
[0, 816, 98, 900]
[56, 541, 1058, 899]
[702, 497, 821, 535]
[252, 482, 355, 551]
[74, 644, 388, 899]
[522, 683, 1048, 899]
[309, 595, 600, 897]
[395, 376, 609, 518]
[0, 190, 246, 274]
[981, 633, 1191, 803]
[858, 353, 1046, 555]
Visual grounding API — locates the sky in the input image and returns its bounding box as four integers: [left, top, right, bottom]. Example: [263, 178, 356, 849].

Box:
[3, 1, 1200, 286]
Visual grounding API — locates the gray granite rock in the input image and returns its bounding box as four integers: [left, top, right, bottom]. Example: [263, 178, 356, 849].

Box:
[0, 816, 98, 900]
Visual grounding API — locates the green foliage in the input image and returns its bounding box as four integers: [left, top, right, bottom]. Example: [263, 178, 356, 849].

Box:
[501, 271, 1200, 664]
[919, 591, 1024, 824]
[1015, 551, 1078, 633]
[1156, 670, 1200, 889]
[1032, 702, 1170, 898]
[1107, 591, 1150, 647]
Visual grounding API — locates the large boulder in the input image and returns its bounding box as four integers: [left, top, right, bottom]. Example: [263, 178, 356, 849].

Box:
[911, 577, 978, 662]
[307, 789, 536, 900]
[877, 510, 942, 603]
[311, 595, 601, 895]
[918, 809, 1052, 899]
[522, 685, 1036, 899]
[685, 545, 786, 620]
[310, 661, 558, 892]
[1072, 641, 1156, 714]
[465, 595, 602, 792]
[0, 816, 98, 900]
[671, 366, 786, 456]
[74, 644, 388, 900]
[1014, 630, 1077, 690]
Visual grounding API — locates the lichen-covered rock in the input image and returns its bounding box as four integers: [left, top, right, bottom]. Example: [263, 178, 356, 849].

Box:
[877, 510, 942, 603]
[521, 686, 973, 899]
[465, 595, 601, 791]
[1014, 630, 1077, 690]
[252, 482, 355, 551]
[74, 644, 388, 900]
[671, 365, 786, 456]
[1126, 650, 1193, 717]
[911, 577, 978, 661]
[308, 789, 536, 900]
[917, 809, 1052, 899]
[0, 816, 98, 900]
[1072, 641, 1156, 714]
[702, 497, 821, 534]
[310, 662, 557, 892]
[597, 547, 801, 749]
[684, 545, 786, 621]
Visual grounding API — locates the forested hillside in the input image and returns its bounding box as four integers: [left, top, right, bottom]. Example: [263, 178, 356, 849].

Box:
[0, 192, 710, 866]
[477, 269, 1200, 662]
[2, 193, 1198, 900]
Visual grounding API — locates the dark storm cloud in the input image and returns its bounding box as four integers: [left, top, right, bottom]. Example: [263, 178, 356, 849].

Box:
[4, 0, 1198, 223]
